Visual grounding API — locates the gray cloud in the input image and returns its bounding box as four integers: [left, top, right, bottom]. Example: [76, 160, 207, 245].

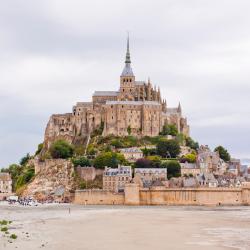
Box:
[0, 0, 250, 167]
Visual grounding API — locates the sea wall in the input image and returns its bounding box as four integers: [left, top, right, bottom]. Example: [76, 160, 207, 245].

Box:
[74, 184, 250, 206]
[74, 190, 124, 205]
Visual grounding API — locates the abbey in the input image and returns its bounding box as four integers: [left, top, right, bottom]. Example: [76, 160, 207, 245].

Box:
[44, 38, 189, 149]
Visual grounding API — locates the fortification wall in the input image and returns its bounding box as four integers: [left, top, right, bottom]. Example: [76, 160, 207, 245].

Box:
[139, 188, 245, 206]
[74, 185, 250, 206]
[74, 190, 124, 205]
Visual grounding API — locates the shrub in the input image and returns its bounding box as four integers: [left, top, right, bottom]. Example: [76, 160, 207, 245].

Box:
[185, 137, 199, 150]
[1, 227, 8, 232]
[49, 140, 74, 159]
[19, 153, 30, 166]
[214, 146, 231, 162]
[156, 139, 180, 158]
[93, 152, 126, 169]
[146, 155, 162, 168]
[160, 124, 178, 136]
[161, 160, 181, 179]
[72, 156, 91, 167]
[180, 153, 196, 163]
[10, 234, 17, 239]
[35, 143, 44, 155]
[135, 158, 152, 168]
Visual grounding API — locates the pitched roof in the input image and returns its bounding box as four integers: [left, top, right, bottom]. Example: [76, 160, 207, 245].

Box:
[93, 91, 119, 97]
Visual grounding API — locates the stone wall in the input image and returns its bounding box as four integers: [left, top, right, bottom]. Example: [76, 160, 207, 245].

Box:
[76, 166, 103, 181]
[74, 190, 124, 205]
[73, 184, 250, 206]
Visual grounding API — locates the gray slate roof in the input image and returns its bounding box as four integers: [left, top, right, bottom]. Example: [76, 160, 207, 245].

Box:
[106, 101, 161, 106]
[93, 91, 119, 97]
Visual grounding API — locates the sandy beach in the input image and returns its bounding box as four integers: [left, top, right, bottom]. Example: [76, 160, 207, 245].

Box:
[0, 203, 250, 250]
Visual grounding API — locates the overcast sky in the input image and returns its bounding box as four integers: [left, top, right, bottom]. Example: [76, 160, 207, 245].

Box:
[0, 0, 250, 167]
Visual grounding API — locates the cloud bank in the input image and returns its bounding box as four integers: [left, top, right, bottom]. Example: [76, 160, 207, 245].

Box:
[0, 0, 250, 167]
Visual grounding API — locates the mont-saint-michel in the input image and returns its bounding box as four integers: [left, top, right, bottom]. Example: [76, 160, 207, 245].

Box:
[1, 3, 250, 248]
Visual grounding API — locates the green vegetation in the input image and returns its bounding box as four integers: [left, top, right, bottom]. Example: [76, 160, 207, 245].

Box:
[156, 139, 180, 158]
[93, 152, 126, 169]
[127, 125, 132, 135]
[161, 160, 181, 179]
[72, 156, 91, 167]
[35, 143, 44, 155]
[1, 227, 8, 232]
[214, 146, 231, 162]
[19, 153, 31, 166]
[160, 124, 178, 136]
[185, 137, 199, 150]
[180, 153, 197, 163]
[49, 139, 74, 159]
[1, 160, 35, 192]
[10, 234, 17, 240]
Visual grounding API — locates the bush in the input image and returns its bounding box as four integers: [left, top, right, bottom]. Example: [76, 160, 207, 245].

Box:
[10, 234, 17, 239]
[93, 152, 126, 169]
[35, 143, 44, 155]
[161, 160, 181, 179]
[180, 153, 196, 163]
[19, 153, 30, 166]
[160, 124, 178, 136]
[156, 139, 180, 158]
[1, 227, 8, 232]
[49, 140, 74, 159]
[185, 137, 199, 150]
[214, 146, 231, 162]
[146, 155, 162, 168]
[135, 158, 152, 168]
[72, 156, 91, 167]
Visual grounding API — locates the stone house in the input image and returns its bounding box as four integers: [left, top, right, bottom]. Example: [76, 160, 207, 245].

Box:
[134, 168, 167, 187]
[180, 163, 201, 177]
[103, 165, 132, 193]
[0, 173, 12, 193]
[119, 147, 143, 162]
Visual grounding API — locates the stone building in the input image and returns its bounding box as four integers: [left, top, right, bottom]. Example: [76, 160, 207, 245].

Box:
[0, 173, 12, 193]
[43, 37, 189, 150]
[103, 165, 132, 193]
[134, 168, 167, 187]
[119, 147, 143, 162]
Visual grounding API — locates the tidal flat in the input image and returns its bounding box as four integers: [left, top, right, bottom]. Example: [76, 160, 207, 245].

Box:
[0, 204, 250, 250]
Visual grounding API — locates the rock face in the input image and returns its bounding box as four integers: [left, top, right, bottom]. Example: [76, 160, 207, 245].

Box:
[23, 159, 75, 202]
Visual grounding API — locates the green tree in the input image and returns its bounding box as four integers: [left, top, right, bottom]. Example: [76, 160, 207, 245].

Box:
[93, 152, 126, 169]
[35, 143, 44, 155]
[185, 137, 199, 150]
[161, 160, 181, 179]
[214, 146, 231, 162]
[160, 124, 178, 136]
[135, 158, 152, 168]
[72, 156, 91, 167]
[180, 153, 196, 163]
[127, 125, 132, 135]
[19, 153, 30, 166]
[49, 140, 74, 159]
[156, 139, 180, 158]
[146, 155, 162, 168]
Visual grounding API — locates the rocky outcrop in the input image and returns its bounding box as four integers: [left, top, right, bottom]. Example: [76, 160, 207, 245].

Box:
[23, 159, 75, 201]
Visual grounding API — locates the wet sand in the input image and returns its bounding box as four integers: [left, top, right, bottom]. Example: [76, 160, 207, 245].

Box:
[0, 203, 250, 250]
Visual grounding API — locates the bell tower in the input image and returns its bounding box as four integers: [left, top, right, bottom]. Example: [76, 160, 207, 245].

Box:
[119, 35, 135, 101]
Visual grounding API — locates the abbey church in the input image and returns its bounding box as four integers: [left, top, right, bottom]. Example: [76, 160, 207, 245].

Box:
[44, 38, 189, 149]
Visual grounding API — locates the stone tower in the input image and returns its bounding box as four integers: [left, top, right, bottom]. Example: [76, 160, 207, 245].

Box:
[119, 35, 135, 101]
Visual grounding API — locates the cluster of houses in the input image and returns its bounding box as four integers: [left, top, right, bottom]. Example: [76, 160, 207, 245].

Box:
[101, 145, 250, 192]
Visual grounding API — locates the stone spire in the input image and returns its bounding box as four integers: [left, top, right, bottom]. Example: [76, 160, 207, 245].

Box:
[177, 102, 182, 113]
[121, 34, 134, 77]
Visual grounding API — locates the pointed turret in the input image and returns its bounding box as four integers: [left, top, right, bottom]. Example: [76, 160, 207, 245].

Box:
[121, 34, 134, 77]
[177, 102, 182, 113]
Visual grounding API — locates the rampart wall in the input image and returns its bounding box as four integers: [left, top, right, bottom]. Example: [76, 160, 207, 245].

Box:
[74, 185, 250, 206]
